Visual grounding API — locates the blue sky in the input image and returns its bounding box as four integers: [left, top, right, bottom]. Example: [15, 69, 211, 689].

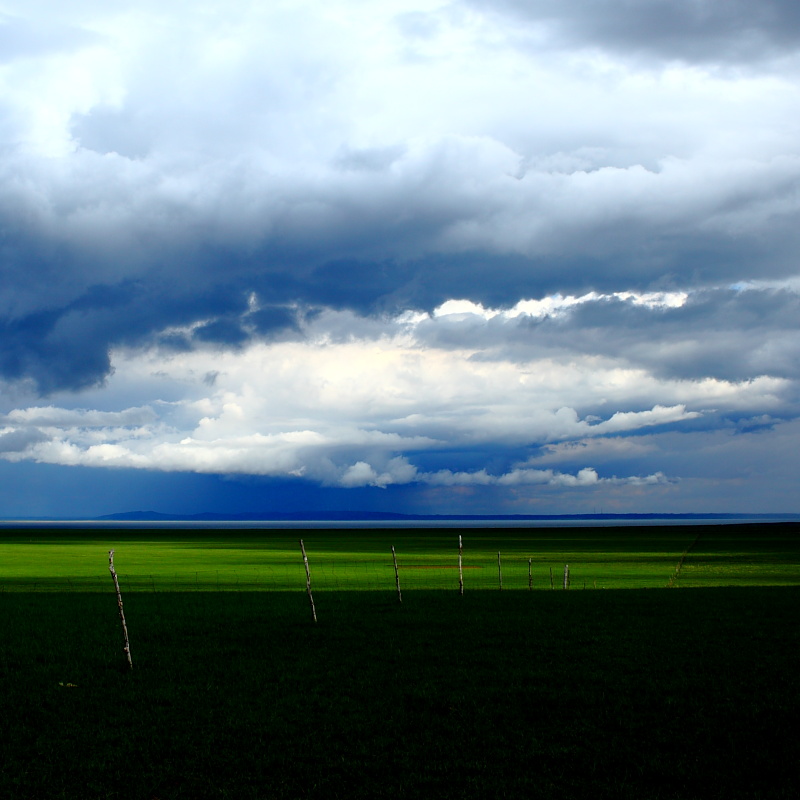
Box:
[1, 0, 800, 517]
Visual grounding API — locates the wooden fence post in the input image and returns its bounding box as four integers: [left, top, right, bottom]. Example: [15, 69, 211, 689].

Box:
[528, 558, 532, 590]
[392, 545, 402, 603]
[458, 535, 464, 596]
[497, 552, 502, 591]
[299, 539, 317, 623]
[108, 550, 132, 670]
[563, 564, 569, 590]
[550, 566, 554, 590]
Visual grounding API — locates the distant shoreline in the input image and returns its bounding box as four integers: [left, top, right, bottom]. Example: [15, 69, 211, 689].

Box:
[31, 510, 800, 522]
[1, 511, 798, 528]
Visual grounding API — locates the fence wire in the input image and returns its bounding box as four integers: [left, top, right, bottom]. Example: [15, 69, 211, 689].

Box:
[0, 553, 657, 592]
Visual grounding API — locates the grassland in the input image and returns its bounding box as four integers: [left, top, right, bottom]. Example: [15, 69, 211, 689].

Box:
[1, 522, 799, 592]
[1, 523, 799, 799]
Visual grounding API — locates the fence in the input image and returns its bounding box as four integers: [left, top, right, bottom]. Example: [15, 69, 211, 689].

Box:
[0, 550, 658, 593]
[9, 526, 782, 592]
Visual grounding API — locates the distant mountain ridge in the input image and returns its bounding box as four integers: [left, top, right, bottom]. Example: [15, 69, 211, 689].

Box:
[95, 510, 800, 522]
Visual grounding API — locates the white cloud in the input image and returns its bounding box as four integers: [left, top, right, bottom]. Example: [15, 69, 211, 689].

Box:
[2, 1, 800, 512]
[2, 1, 799, 296]
[593, 405, 700, 434]
[432, 291, 688, 321]
[1, 296, 792, 496]
[412, 464, 668, 488]
[2, 405, 156, 428]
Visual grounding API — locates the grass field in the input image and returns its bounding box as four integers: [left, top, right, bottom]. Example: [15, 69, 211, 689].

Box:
[1, 522, 799, 592]
[1, 523, 799, 799]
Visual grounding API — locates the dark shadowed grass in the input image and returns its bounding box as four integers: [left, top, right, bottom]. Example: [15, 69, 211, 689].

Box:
[1, 587, 799, 799]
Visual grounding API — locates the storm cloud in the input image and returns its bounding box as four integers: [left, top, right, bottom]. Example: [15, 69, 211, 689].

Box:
[1, 0, 799, 514]
[479, 0, 800, 64]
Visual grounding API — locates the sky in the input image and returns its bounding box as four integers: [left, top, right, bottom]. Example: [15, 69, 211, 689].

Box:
[1, 0, 800, 517]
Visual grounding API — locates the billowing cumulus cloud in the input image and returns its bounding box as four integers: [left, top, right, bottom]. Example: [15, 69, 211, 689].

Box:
[2, 293, 797, 512]
[1, 0, 799, 514]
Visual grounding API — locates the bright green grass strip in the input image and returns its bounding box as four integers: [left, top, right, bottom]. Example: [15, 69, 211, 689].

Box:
[0, 523, 798, 591]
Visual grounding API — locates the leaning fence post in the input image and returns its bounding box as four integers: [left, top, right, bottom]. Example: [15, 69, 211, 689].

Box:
[392, 545, 402, 603]
[497, 552, 503, 590]
[458, 535, 464, 596]
[108, 550, 132, 670]
[299, 539, 317, 623]
[563, 564, 570, 590]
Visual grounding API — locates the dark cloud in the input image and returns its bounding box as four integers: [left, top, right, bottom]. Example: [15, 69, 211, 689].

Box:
[192, 319, 248, 347]
[0, 303, 114, 394]
[418, 287, 800, 385]
[2, 117, 799, 396]
[2, 224, 799, 394]
[1, 0, 799, 407]
[479, 0, 800, 64]
[246, 306, 300, 336]
[537, 288, 800, 383]
[0, 275, 249, 392]
[0, 428, 49, 453]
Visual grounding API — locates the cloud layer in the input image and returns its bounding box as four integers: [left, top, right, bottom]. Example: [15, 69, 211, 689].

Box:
[1, 0, 799, 513]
